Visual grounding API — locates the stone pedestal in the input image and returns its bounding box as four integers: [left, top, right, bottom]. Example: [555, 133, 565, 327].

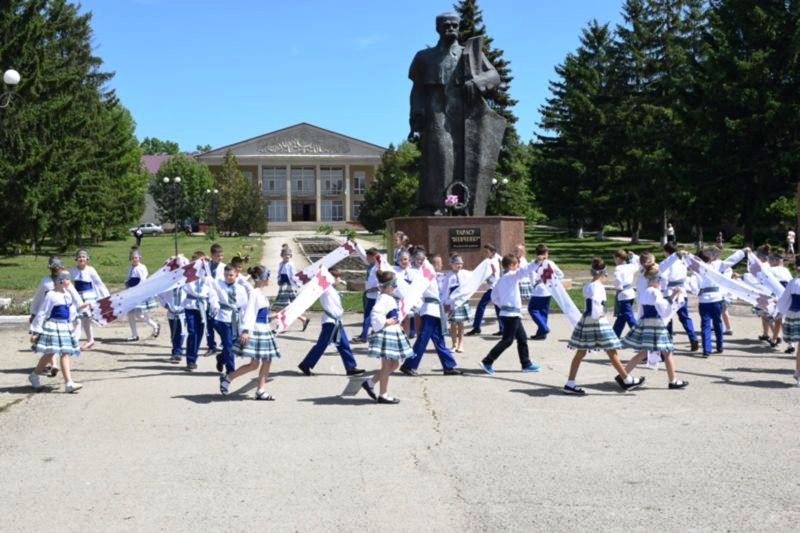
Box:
[387, 216, 525, 269]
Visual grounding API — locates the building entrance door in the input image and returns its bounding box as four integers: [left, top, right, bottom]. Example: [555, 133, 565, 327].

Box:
[292, 201, 316, 222]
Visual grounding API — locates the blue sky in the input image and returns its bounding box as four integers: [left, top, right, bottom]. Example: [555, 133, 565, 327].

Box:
[78, 0, 625, 151]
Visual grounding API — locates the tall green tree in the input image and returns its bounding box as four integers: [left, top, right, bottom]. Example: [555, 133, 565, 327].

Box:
[214, 150, 266, 235]
[0, 0, 145, 249]
[150, 156, 215, 226]
[359, 142, 420, 233]
[454, 0, 537, 220]
[140, 137, 179, 155]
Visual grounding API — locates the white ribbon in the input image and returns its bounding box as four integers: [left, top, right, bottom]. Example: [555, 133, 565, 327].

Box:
[273, 266, 335, 333]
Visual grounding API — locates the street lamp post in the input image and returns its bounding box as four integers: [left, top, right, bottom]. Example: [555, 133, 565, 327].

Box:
[1, 69, 20, 110]
[163, 176, 181, 256]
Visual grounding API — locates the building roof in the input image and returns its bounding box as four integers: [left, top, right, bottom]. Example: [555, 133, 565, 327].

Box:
[141, 154, 172, 174]
[195, 123, 386, 161]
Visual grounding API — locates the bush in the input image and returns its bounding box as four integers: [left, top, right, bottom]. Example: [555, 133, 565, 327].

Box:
[338, 228, 357, 240]
[317, 224, 334, 235]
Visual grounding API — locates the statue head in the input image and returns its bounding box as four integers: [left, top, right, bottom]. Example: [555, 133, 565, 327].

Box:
[435, 12, 460, 43]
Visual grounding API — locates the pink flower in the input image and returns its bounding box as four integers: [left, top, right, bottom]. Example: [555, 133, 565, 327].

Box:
[445, 195, 459, 207]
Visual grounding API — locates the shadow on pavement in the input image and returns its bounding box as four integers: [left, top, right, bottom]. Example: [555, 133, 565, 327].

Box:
[724, 367, 796, 375]
[711, 379, 796, 389]
[297, 395, 378, 406]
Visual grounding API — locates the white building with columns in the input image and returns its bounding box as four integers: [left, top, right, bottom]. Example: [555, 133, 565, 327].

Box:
[196, 123, 385, 225]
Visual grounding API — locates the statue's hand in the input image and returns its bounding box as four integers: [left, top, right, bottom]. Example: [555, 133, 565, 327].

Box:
[409, 113, 424, 134]
[465, 79, 478, 105]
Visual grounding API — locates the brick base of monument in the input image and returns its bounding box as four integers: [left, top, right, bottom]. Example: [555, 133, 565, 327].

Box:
[387, 216, 526, 269]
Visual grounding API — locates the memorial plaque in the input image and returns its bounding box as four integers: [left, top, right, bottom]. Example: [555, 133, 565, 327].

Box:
[449, 228, 481, 249]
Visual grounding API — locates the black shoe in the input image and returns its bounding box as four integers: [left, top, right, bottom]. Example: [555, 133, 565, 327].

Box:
[563, 384, 586, 396]
[186, 363, 198, 371]
[785, 346, 796, 354]
[297, 364, 313, 376]
[216, 359, 223, 373]
[758, 335, 770, 342]
[491, 331, 503, 336]
[615, 375, 645, 391]
[768, 339, 778, 348]
[399, 367, 418, 377]
[530, 334, 547, 340]
[361, 380, 377, 400]
[668, 380, 689, 389]
[346, 368, 365, 376]
[351, 337, 367, 344]
[715, 348, 723, 354]
[702, 352, 711, 358]
[301, 318, 310, 332]
[377, 395, 400, 404]
[690, 340, 699, 352]
[465, 328, 481, 336]
[442, 367, 463, 376]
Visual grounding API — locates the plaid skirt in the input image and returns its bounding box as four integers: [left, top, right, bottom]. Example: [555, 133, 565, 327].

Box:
[134, 297, 158, 313]
[519, 279, 533, 301]
[621, 317, 674, 352]
[77, 288, 99, 304]
[32, 319, 80, 356]
[367, 324, 414, 361]
[449, 303, 473, 323]
[273, 284, 297, 307]
[233, 323, 281, 360]
[782, 311, 800, 342]
[568, 316, 622, 351]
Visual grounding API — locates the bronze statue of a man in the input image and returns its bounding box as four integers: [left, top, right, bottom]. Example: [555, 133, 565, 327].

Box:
[408, 12, 506, 216]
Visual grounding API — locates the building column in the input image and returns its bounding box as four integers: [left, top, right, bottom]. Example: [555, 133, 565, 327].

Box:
[257, 163, 265, 223]
[344, 163, 351, 222]
[315, 164, 322, 222]
[285, 164, 291, 222]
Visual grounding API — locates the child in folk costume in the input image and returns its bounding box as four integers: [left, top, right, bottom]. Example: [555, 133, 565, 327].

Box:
[622, 264, 689, 389]
[691, 246, 748, 356]
[361, 270, 414, 404]
[274, 248, 310, 331]
[661, 243, 700, 352]
[298, 268, 364, 376]
[399, 255, 463, 377]
[29, 268, 90, 393]
[444, 255, 472, 353]
[753, 245, 774, 343]
[125, 250, 160, 342]
[392, 231, 410, 266]
[527, 244, 564, 341]
[158, 281, 186, 364]
[564, 258, 645, 395]
[612, 250, 640, 337]
[478, 255, 542, 375]
[775, 255, 800, 386]
[768, 250, 793, 353]
[394, 250, 419, 338]
[69, 249, 109, 349]
[354, 247, 380, 343]
[211, 264, 249, 375]
[182, 251, 219, 371]
[205, 243, 226, 354]
[514, 244, 534, 304]
[466, 243, 503, 336]
[220, 266, 279, 400]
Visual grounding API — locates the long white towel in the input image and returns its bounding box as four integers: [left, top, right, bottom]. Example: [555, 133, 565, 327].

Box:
[273, 266, 335, 333]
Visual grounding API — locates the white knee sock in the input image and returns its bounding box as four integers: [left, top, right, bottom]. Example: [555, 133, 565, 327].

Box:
[128, 313, 139, 337]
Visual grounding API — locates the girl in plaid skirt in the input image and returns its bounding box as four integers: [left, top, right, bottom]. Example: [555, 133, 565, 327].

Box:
[514, 244, 534, 303]
[29, 268, 90, 393]
[222, 266, 279, 400]
[274, 248, 309, 331]
[622, 265, 688, 389]
[444, 255, 472, 353]
[564, 258, 645, 395]
[775, 256, 800, 386]
[361, 270, 413, 404]
[125, 250, 160, 341]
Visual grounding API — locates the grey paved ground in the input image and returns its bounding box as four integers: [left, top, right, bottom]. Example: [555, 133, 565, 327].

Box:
[0, 309, 798, 532]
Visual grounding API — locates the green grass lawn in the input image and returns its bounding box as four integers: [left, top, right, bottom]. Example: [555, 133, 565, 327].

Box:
[0, 234, 263, 292]
[524, 227, 663, 270]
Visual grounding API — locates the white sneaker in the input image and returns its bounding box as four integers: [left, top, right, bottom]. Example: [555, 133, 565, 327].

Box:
[65, 382, 83, 393]
[28, 372, 43, 390]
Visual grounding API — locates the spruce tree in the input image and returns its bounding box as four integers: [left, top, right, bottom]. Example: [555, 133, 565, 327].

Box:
[214, 150, 266, 235]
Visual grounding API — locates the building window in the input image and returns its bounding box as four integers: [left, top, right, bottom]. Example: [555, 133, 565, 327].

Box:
[321, 199, 344, 221]
[291, 167, 315, 196]
[353, 170, 366, 195]
[352, 201, 363, 220]
[267, 199, 287, 222]
[262, 166, 286, 195]
[320, 166, 344, 195]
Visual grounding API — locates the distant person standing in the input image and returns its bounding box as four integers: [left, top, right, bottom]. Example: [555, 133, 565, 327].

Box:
[134, 227, 143, 247]
[788, 230, 796, 255]
[716, 232, 724, 249]
[667, 223, 675, 244]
